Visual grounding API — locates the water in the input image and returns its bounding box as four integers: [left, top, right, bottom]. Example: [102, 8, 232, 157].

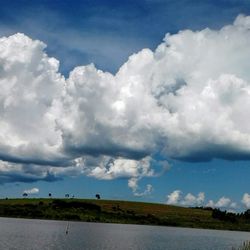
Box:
[0, 217, 250, 250]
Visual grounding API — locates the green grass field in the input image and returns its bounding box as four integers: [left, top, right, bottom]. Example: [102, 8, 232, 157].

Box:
[0, 198, 250, 231]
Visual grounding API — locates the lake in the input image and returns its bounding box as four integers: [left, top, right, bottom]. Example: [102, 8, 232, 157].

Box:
[0, 217, 249, 249]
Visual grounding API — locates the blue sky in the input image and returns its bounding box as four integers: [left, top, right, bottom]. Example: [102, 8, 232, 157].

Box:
[1, 0, 250, 211]
[1, 0, 250, 74]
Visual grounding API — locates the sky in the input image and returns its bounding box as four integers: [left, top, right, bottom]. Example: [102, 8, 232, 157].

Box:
[1, 0, 250, 211]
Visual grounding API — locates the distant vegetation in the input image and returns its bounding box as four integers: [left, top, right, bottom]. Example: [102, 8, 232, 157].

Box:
[1, 198, 250, 231]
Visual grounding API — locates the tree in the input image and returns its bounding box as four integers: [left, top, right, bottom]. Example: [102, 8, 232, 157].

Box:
[243, 209, 250, 220]
[23, 192, 28, 198]
[65, 194, 70, 198]
[95, 194, 101, 200]
[48, 193, 52, 198]
[212, 208, 237, 223]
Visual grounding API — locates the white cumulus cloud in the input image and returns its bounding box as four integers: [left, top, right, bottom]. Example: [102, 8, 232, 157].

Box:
[242, 193, 250, 208]
[23, 187, 39, 194]
[215, 197, 231, 208]
[166, 190, 205, 206]
[166, 190, 182, 205]
[166, 191, 239, 210]
[206, 196, 237, 209]
[1, 15, 250, 189]
[181, 192, 205, 206]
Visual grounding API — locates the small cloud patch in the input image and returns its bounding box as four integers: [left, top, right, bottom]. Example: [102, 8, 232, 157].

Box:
[23, 187, 39, 195]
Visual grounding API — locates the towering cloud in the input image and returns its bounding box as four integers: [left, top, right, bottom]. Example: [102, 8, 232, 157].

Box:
[0, 15, 250, 186]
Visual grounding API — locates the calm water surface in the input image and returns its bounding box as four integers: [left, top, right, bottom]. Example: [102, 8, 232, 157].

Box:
[0, 217, 250, 250]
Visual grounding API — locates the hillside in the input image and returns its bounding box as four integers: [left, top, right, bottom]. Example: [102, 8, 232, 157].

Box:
[0, 198, 250, 231]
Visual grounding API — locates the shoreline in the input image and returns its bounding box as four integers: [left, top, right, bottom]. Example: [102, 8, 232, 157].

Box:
[0, 198, 250, 232]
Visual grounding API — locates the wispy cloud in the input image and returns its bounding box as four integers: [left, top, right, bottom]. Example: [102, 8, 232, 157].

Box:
[128, 177, 153, 197]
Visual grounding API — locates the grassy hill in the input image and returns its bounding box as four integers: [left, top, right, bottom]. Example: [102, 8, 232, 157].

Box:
[0, 198, 250, 231]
